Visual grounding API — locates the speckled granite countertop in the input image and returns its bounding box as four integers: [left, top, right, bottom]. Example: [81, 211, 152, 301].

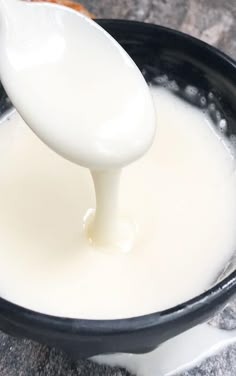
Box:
[0, 1, 236, 375]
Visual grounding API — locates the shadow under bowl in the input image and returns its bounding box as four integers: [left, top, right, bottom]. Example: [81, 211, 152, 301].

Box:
[0, 19, 235, 359]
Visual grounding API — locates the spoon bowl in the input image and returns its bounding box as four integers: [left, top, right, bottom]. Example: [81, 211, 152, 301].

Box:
[0, 1, 155, 169]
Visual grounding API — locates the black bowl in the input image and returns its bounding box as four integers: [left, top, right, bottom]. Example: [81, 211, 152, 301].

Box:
[0, 20, 236, 359]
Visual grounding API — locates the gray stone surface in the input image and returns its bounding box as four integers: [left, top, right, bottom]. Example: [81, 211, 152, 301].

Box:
[82, 0, 236, 60]
[1, 0, 236, 375]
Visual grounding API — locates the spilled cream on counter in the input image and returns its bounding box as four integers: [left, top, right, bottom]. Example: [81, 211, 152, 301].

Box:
[0, 88, 235, 319]
[94, 324, 236, 375]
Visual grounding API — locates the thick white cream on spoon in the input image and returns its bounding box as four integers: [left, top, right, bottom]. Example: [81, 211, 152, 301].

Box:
[0, 0, 156, 249]
[0, 88, 235, 319]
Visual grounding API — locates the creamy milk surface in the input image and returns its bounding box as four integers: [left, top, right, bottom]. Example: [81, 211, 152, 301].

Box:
[0, 87, 235, 319]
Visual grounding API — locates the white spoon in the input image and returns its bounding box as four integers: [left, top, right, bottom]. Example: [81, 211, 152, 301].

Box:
[0, 0, 156, 169]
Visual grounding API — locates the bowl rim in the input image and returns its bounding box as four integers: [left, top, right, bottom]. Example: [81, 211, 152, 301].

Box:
[0, 19, 236, 336]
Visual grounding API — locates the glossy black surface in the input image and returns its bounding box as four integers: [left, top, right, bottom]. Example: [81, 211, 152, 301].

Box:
[0, 20, 235, 359]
